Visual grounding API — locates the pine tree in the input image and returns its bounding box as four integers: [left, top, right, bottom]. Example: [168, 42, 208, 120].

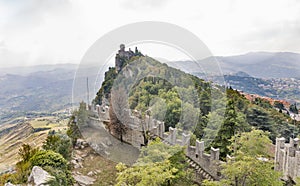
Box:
[212, 99, 237, 159]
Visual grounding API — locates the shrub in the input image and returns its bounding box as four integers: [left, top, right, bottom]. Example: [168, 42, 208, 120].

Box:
[30, 150, 68, 170]
[43, 134, 72, 160]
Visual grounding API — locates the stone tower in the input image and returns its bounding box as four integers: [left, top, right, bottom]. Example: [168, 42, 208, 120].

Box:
[115, 44, 135, 73]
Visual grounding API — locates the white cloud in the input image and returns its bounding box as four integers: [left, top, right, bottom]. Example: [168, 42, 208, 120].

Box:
[119, 0, 170, 10]
[0, 0, 299, 67]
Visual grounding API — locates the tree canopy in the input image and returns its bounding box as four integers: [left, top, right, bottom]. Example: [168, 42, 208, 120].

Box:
[203, 129, 283, 186]
[115, 138, 194, 186]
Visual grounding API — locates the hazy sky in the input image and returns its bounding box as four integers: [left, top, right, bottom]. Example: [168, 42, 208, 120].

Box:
[0, 0, 300, 67]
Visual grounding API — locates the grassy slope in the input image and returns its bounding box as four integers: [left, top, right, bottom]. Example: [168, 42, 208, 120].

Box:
[72, 147, 118, 186]
[0, 116, 68, 173]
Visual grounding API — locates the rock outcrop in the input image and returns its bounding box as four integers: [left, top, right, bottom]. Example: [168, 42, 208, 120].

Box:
[73, 174, 96, 186]
[27, 166, 53, 186]
[4, 182, 18, 186]
[75, 139, 89, 150]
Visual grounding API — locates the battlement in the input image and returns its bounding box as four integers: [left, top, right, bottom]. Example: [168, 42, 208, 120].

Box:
[275, 137, 300, 181]
[95, 104, 109, 121]
[92, 104, 221, 179]
[115, 44, 141, 73]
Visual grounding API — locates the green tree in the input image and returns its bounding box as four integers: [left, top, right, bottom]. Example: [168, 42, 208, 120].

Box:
[11, 144, 39, 184]
[94, 67, 117, 105]
[179, 102, 199, 131]
[137, 138, 182, 164]
[199, 90, 211, 115]
[30, 150, 73, 185]
[274, 101, 284, 110]
[43, 134, 72, 160]
[149, 97, 167, 121]
[290, 103, 299, 114]
[193, 114, 208, 139]
[212, 99, 238, 159]
[44, 166, 73, 186]
[18, 144, 39, 163]
[159, 89, 182, 129]
[116, 160, 178, 186]
[229, 129, 273, 157]
[203, 129, 283, 186]
[43, 135, 60, 152]
[203, 111, 223, 145]
[67, 112, 82, 147]
[246, 106, 274, 135]
[116, 138, 194, 186]
[30, 150, 68, 170]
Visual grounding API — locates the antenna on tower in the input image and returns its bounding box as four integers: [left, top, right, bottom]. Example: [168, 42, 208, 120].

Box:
[87, 77, 90, 106]
[293, 114, 296, 139]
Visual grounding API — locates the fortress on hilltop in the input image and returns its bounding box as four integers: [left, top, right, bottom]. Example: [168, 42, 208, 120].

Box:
[115, 44, 142, 73]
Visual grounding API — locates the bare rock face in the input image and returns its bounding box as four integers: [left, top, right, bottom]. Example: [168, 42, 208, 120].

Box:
[27, 166, 54, 186]
[4, 182, 17, 186]
[76, 139, 89, 149]
[73, 174, 96, 186]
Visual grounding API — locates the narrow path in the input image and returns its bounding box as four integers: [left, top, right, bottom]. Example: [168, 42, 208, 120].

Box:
[79, 117, 140, 165]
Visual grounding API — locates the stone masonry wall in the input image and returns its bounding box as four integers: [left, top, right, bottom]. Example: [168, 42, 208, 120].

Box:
[92, 104, 221, 179]
[275, 137, 300, 182]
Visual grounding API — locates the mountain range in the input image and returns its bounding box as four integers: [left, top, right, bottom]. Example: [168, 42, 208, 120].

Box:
[1, 51, 300, 124]
[169, 51, 300, 78]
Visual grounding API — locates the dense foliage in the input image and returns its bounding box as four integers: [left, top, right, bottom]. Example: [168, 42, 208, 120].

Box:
[42, 133, 72, 160]
[30, 150, 73, 185]
[0, 134, 74, 185]
[67, 102, 84, 146]
[203, 129, 283, 186]
[95, 54, 299, 160]
[290, 103, 299, 114]
[91, 50, 300, 185]
[115, 138, 194, 186]
[94, 67, 118, 105]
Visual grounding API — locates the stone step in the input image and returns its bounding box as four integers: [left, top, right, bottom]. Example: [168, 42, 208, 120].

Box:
[191, 163, 196, 168]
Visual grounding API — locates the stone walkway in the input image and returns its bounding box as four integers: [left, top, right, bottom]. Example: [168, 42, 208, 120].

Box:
[79, 117, 140, 165]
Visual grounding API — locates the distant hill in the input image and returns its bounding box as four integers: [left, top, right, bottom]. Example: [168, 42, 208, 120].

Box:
[166, 52, 300, 103]
[0, 64, 78, 76]
[0, 64, 91, 123]
[168, 52, 300, 78]
[2, 51, 300, 123]
[0, 66, 75, 110]
[223, 74, 300, 102]
[217, 52, 300, 78]
[0, 63, 110, 124]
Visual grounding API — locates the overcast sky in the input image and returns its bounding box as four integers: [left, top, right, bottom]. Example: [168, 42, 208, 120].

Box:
[0, 0, 300, 67]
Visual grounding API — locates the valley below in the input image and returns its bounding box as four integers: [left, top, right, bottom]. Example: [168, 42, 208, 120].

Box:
[0, 112, 69, 173]
[1, 51, 300, 185]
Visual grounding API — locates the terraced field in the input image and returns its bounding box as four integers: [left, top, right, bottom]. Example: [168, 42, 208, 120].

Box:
[0, 115, 68, 173]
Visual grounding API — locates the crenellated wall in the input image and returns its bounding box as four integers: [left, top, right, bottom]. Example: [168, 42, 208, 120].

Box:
[187, 140, 221, 179]
[275, 137, 300, 182]
[95, 104, 109, 121]
[91, 103, 300, 182]
[92, 104, 222, 180]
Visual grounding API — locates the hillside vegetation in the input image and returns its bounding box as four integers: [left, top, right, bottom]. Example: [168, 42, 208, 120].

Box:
[95, 53, 300, 160]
